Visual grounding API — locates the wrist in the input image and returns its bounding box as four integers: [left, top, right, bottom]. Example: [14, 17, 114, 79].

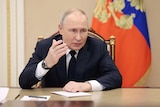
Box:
[41, 59, 51, 70]
[84, 82, 92, 92]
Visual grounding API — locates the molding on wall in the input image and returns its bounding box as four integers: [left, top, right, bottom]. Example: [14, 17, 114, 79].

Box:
[10, 0, 25, 87]
[7, 0, 11, 87]
[0, 0, 8, 86]
[0, 0, 24, 87]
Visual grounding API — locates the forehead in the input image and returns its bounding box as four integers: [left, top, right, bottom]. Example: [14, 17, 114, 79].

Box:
[63, 11, 88, 25]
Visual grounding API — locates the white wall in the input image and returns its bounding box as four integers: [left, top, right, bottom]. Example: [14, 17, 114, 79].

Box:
[144, 0, 160, 87]
[0, 0, 8, 86]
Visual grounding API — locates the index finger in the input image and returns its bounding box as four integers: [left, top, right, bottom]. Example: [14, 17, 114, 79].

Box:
[51, 39, 63, 48]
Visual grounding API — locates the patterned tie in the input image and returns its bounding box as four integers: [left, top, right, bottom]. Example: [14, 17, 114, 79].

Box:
[68, 50, 76, 80]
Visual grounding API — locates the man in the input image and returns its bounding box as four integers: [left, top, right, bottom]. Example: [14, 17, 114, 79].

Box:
[19, 8, 122, 92]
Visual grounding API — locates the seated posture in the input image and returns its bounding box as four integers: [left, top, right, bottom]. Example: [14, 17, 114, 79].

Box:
[19, 8, 122, 92]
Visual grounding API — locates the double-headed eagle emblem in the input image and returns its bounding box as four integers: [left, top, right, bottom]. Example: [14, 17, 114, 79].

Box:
[93, 0, 145, 29]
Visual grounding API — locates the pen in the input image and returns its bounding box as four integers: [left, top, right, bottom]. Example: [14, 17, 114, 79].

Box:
[14, 94, 20, 100]
[28, 96, 47, 99]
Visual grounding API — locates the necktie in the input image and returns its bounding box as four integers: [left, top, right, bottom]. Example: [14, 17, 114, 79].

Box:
[68, 50, 76, 80]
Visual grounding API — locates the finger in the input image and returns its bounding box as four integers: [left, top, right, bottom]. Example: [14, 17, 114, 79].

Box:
[53, 44, 68, 57]
[51, 39, 63, 49]
[63, 81, 79, 92]
[63, 82, 72, 92]
[54, 43, 67, 51]
[63, 87, 77, 93]
[52, 42, 68, 53]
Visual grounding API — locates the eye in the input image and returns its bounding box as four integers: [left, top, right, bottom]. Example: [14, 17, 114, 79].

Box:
[81, 29, 87, 33]
[70, 29, 77, 33]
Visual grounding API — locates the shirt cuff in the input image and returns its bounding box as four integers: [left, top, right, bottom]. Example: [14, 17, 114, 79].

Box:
[35, 61, 49, 80]
[87, 80, 104, 91]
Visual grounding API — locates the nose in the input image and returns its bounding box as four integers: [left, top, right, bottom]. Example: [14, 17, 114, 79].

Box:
[75, 32, 81, 41]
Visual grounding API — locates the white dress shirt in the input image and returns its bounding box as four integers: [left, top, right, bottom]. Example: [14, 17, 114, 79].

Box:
[35, 49, 104, 91]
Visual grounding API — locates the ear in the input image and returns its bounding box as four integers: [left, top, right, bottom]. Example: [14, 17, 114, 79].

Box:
[58, 24, 62, 30]
[58, 24, 63, 34]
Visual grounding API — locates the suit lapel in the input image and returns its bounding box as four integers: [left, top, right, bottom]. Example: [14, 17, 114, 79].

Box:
[57, 55, 67, 84]
[75, 43, 89, 80]
[56, 36, 90, 82]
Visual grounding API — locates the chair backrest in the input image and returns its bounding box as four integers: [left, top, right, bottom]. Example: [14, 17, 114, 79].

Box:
[87, 29, 115, 61]
[37, 30, 115, 61]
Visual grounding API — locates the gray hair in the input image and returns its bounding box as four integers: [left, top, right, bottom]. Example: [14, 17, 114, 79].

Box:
[60, 8, 89, 26]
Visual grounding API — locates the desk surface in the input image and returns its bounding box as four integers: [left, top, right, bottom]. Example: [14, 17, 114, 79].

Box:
[5, 87, 160, 107]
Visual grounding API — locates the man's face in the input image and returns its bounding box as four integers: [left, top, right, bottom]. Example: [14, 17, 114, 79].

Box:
[58, 12, 88, 51]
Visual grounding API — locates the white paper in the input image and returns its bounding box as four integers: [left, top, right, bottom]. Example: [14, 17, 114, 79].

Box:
[51, 91, 91, 98]
[0, 87, 9, 103]
[21, 95, 50, 101]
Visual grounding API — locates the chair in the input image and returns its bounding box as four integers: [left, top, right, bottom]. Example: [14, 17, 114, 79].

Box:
[88, 29, 115, 61]
[34, 30, 115, 88]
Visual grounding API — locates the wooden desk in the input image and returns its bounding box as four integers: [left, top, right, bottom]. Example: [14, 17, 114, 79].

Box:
[5, 88, 160, 107]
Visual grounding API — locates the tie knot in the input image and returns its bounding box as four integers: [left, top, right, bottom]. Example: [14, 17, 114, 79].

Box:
[69, 50, 76, 57]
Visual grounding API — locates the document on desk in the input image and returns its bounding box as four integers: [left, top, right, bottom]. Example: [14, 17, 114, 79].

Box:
[21, 95, 50, 101]
[51, 91, 91, 98]
[0, 87, 9, 103]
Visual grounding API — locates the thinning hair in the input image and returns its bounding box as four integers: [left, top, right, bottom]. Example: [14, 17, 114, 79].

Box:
[60, 8, 89, 26]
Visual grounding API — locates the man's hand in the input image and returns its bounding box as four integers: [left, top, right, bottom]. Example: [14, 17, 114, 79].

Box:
[45, 39, 68, 68]
[63, 81, 92, 92]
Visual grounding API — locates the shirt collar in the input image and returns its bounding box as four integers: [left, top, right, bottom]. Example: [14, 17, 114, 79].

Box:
[66, 48, 78, 55]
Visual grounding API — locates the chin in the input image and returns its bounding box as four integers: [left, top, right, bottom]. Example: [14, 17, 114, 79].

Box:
[71, 47, 82, 51]
[70, 44, 84, 51]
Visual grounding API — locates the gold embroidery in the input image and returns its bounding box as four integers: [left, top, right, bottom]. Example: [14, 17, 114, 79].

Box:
[93, 0, 144, 29]
[128, 0, 145, 12]
[108, 0, 135, 29]
[93, 0, 111, 23]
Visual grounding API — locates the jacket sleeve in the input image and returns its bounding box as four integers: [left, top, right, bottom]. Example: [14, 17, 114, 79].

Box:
[96, 41, 122, 90]
[19, 40, 49, 89]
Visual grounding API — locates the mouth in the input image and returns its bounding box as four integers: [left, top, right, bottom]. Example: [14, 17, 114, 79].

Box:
[73, 43, 82, 47]
[70, 43, 83, 50]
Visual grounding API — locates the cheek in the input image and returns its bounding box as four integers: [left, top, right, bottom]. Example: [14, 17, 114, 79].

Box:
[62, 35, 73, 44]
[81, 35, 88, 41]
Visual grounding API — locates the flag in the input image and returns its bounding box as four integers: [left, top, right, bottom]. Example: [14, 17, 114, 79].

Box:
[91, 0, 151, 87]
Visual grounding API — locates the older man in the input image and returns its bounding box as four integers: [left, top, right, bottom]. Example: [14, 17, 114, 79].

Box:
[19, 8, 122, 92]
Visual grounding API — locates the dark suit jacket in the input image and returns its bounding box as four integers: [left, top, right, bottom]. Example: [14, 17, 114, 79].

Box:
[19, 34, 122, 90]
